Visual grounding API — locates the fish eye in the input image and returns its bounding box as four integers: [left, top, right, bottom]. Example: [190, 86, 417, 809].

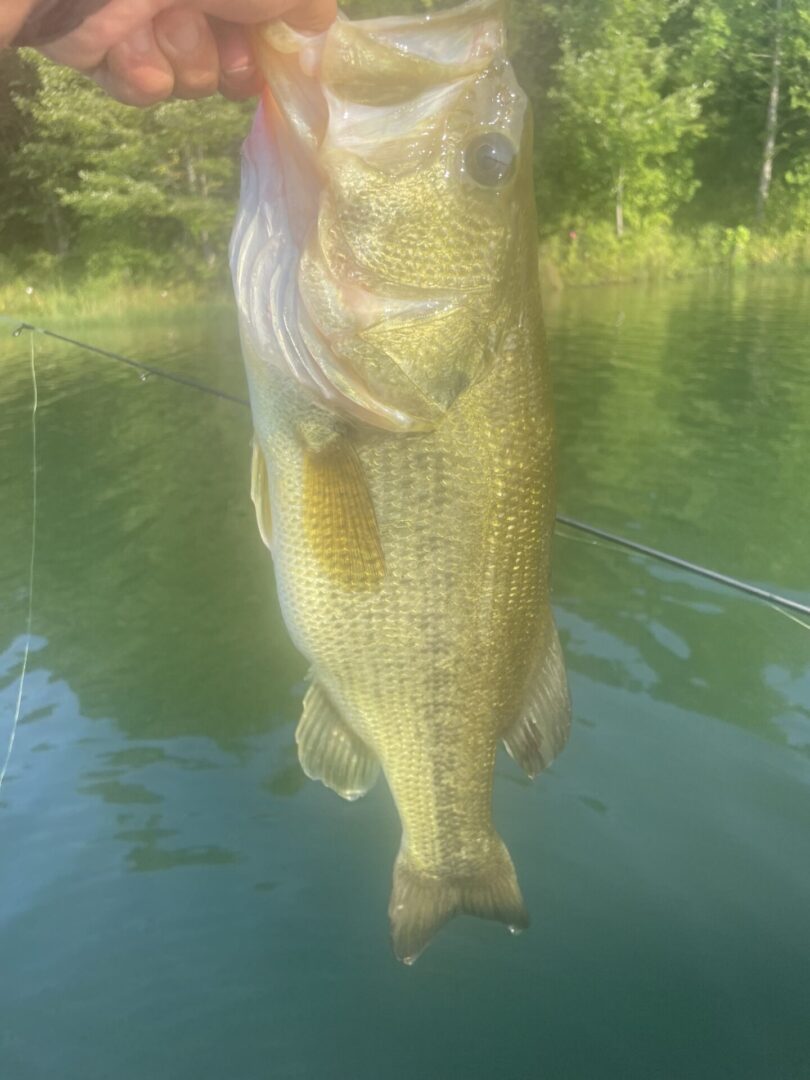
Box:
[463, 133, 517, 188]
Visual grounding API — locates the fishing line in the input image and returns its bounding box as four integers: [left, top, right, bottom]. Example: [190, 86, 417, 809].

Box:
[7, 321, 810, 621]
[556, 517, 810, 618]
[0, 333, 39, 796]
[767, 603, 810, 633]
[8, 319, 250, 408]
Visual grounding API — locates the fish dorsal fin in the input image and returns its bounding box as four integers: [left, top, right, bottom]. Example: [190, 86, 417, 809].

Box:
[296, 678, 380, 801]
[302, 431, 385, 590]
[503, 620, 571, 778]
[250, 439, 274, 550]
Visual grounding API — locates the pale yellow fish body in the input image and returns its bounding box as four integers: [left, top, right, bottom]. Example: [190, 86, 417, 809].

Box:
[231, 0, 571, 962]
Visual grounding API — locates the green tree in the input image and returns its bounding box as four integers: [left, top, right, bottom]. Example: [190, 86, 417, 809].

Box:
[3, 52, 251, 283]
[683, 0, 810, 226]
[0, 48, 65, 271]
[546, 0, 708, 237]
[2, 0, 810, 287]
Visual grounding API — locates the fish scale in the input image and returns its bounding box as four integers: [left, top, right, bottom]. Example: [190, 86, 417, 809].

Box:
[232, 0, 571, 962]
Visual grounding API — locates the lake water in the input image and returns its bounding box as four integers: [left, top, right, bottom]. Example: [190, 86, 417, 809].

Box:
[1, 274, 809, 1079]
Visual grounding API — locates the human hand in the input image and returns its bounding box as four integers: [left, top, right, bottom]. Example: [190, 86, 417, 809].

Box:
[3, 0, 336, 106]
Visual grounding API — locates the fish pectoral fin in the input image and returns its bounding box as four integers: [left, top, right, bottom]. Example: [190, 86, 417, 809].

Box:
[250, 438, 273, 550]
[296, 679, 380, 801]
[389, 835, 529, 966]
[503, 620, 572, 779]
[302, 434, 385, 591]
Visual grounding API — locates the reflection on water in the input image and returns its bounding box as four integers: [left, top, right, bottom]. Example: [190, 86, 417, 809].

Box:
[1, 278, 809, 1078]
[550, 274, 810, 600]
[555, 536, 810, 748]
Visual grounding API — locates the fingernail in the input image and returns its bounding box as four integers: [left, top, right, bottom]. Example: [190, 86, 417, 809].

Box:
[159, 13, 201, 54]
[225, 62, 254, 78]
[218, 26, 254, 77]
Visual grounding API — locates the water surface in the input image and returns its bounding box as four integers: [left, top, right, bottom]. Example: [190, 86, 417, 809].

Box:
[1, 274, 809, 1079]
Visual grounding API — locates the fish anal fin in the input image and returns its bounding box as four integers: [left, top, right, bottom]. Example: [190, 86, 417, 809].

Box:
[302, 434, 385, 591]
[504, 620, 571, 779]
[250, 438, 273, 550]
[296, 679, 380, 801]
[389, 834, 528, 965]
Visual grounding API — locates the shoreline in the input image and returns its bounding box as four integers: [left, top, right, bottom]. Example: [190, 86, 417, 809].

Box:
[1, 254, 807, 324]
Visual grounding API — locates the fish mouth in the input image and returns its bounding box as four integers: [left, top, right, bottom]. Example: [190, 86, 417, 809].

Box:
[233, 129, 491, 433]
[231, 0, 512, 431]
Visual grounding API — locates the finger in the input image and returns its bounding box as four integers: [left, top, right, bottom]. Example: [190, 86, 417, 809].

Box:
[196, 0, 337, 34]
[213, 21, 263, 100]
[154, 9, 220, 99]
[0, 0, 36, 48]
[282, 0, 337, 33]
[41, 0, 336, 75]
[41, 0, 171, 73]
[95, 22, 175, 106]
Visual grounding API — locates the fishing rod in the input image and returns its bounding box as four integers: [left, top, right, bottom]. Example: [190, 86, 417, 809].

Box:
[8, 319, 810, 621]
[9, 319, 249, 407]
[555, 516, 810, 618]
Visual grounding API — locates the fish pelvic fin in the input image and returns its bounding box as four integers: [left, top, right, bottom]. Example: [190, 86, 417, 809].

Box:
[389, 834, 529, 965]
[296, 679, 380, 801]
[504, 619, 571, 779]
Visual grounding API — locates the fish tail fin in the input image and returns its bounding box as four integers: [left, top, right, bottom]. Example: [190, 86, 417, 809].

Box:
[389, 834, 528, 965]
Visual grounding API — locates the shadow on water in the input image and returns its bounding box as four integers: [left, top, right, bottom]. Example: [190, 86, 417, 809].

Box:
[0, 313, 302, 881]
[1, 312, 305, 747]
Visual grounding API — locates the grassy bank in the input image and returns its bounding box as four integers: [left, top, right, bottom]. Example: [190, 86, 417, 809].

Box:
[2, 227, 808, 323]
[540, 224, 810, 288]
[0, 279, 222, 323]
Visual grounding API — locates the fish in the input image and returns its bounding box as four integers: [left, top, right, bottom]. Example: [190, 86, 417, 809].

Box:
[230, 0, 571, 963]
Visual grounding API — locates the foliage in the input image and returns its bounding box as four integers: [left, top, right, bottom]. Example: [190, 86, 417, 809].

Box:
[0, 277, 212, 321]
[546, 0, 708, 234]
[541, 221, 810, 287]
[1, 50, 252, 284]
[1, 0, 809, 290]
[679, 0, 810, 225]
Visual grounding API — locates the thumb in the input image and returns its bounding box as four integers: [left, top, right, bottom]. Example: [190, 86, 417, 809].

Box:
[1, 0, 36, 47]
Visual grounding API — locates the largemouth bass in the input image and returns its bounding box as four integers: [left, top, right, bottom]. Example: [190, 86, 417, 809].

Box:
[230, 0, 571, 963]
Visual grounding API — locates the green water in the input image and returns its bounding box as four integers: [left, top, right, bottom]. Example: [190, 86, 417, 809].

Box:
[1, 274, 808, 1079]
